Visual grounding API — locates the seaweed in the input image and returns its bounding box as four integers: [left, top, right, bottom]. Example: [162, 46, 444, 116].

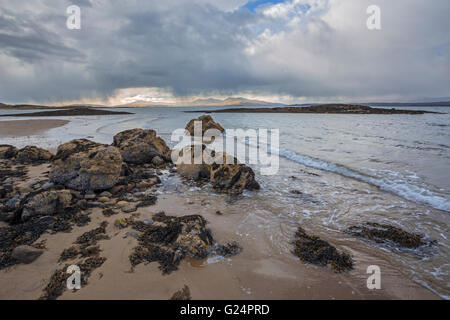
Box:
[345, 222, 435, 249]
[170, 285, 192, 300]
[292, 227, 353, 273]
[129, 212, 241, 275]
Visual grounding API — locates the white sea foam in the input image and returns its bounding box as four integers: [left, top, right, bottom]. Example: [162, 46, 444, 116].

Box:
[252, 141, 450, 212]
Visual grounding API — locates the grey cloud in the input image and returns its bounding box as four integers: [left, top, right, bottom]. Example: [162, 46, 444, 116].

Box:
[0, 0, 449, 104]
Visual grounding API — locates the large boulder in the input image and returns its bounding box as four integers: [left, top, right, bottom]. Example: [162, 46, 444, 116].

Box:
[16, 146, 52, 164]
[174, 145, 260, 194]
[50, 139, 122, 191]
[210, 162, 260, 193]
[0, 145, 18, 159]
[112, 129, 171, 165]
[185, 115, 225, 136]
[22, 190, 72, 220]
[11, 245, 44, 264]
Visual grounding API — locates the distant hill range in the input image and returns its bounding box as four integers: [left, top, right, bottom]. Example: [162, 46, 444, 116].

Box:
[1, 99, 449, 110]
[117, 97, 282, 107]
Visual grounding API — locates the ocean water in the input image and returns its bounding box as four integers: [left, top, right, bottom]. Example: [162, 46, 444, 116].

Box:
[0, 105, 449, 298]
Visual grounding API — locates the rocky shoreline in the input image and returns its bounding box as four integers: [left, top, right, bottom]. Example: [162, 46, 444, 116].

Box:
[0, 115, 438, 299]
[0, 108, 133, 117]
[186, 104, 443, 114]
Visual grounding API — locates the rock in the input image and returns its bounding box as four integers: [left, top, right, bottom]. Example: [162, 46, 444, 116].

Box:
[210, 160, 260, 194]
[16, 146, 52, 164]
[99, 191, 112, 198]
[129, 212, 241, 275]
[215, 242, 242, 257]
[102, 208, 118, 217]
[0, 187, 6, 198]
[123, 231, 139, 239]
[112, 129, 171, 165]
[175, 145, 260, 194]
[122, 204, 137, 213]
[11, 245, 44, 264]
[19, 186, 33, 194]
[185, 115, 225, 136]
[116, 201, 129, 207]
[84, 192, 96, 200]
[87, 202, 103, 208]
[41, 183, 55, 190]
[170, 285, 191, 300]
[114, 218, 128, 229]
[76, 199, 88, 210]
[50, 139, 122, 191]
[22, 190, 73, 219]
[151, 156, 165, 166]
[69, 190, 83, 199]
[0, 145, 18, 159]
[6, 197, 20, 210]
[97, 197, 110, 203]
[293, 227, 353, 273]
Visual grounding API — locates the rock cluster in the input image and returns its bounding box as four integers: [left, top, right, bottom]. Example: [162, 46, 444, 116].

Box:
[50, 139, 123, 191]
[129, 212, 242, 274]
[185, 115, 225, 136]
[0, 144, 52, 164]
[15, 146, 53, 164]
[112, 129, 171, 165]
[176, 144, 260, 194]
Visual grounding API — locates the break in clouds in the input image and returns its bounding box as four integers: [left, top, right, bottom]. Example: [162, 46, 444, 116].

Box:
[0, 0, 449, 104]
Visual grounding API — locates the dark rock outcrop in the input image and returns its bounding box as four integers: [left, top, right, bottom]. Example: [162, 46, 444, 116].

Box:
[129, 212, 241, 274]
[16, 146, 52, 164]
[175, 145, 260, 194]
[0, 145, 18, 159]
[112, 129, 171, 165]
[21, 190, 72, 220]
[185, 115, 225, 136]
[50, 139, 122, 191]
[292, 227, 353, 273]
[11, 245, 44, 264]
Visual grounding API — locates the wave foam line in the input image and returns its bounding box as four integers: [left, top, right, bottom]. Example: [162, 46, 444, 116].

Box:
[252, 141, 450, 212]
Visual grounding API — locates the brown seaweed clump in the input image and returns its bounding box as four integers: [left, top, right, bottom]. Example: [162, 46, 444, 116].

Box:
[345, 222, 435, 249]
[75, 221, 109, 248]
[43, 222, 110, 300]
[129, 212, 242, 274]
[170, 285, 192, 300]
[40, 257, 106, 300]
[292, 227, 353, 273]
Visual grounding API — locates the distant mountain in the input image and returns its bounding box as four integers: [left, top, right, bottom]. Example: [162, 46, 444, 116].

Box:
[115, 97, 282, 107]
[185, 97, 282, 107]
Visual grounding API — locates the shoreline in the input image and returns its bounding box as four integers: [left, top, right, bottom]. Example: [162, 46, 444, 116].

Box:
[0, 120, 70, 137]
[185, 104, 443, 115]
[0, 108, 133, 118]
[0, 115, 447, 300]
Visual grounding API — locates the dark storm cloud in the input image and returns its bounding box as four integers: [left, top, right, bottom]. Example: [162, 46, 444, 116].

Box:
[0, 0, 449, 104]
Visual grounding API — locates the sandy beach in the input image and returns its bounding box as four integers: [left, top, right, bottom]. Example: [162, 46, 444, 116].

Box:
[0, 163, 438, 300]
[0, 120, 69, 137]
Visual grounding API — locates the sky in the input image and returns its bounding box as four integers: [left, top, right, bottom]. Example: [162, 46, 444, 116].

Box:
[0, 0, 449, 105]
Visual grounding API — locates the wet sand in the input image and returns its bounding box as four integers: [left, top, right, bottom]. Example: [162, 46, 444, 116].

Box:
[0, 164, 439, 300]
[0, 120, 69, 137]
